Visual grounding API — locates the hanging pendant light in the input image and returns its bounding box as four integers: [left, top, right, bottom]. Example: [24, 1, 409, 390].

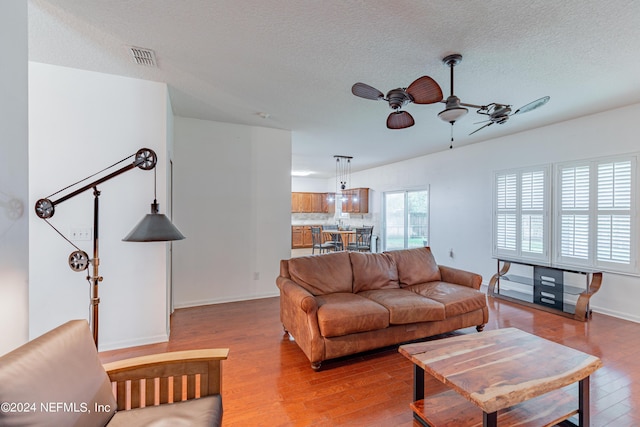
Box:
[123, 167, 185, 242]
[122, 199, 185, 241]
[334, 155, 353, 196]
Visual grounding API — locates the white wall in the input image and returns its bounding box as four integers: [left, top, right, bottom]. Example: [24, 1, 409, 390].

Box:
[172, 118, 291, 307]
[29, 63, 172, 351]
[291, 176, 332, 192]
[352, 103, 640, 323]
[0, 0, 29, 355]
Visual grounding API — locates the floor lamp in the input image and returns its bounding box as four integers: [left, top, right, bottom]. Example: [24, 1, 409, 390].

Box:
[34, 148, 185, 347]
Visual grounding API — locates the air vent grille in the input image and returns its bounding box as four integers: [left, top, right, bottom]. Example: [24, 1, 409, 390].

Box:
[127, 46, 157, 67]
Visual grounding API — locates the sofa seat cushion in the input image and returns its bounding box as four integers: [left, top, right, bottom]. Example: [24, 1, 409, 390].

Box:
[288, 251, 353, 295]
[350, 251, 400, 292]
[316, 293, 389, 337]
[385, 247, 441, 287]
[358, 289, 445, 324]
[107, 395, 222, 427]
[406, 282, 487, 317]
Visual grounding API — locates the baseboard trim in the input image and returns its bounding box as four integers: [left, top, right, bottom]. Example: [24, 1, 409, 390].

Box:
[173, 291, 280, 310]
[590, 305, 640, 324]
[99, 333, 169, 352]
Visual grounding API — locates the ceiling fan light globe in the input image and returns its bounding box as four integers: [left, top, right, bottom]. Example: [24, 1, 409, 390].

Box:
[438, 106, 468, 123]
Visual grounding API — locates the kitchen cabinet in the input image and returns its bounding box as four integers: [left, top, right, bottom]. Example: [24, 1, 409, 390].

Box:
[291, 225, 321, 248]
[291, 226, 304, 248]
[303, 227, 313, 247]
[341, 188, 369, 213]
[310, 193, 324, 213]
[291, 193, 300, 213]
[323, 193, 336, 214]
[291, 192, 335, 213]
[292, 193, 313, 213]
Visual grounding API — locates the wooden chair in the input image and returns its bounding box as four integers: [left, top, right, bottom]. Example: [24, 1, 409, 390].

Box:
[0, 319, 228, 426]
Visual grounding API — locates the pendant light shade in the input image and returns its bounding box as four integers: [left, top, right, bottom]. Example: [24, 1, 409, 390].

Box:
[123, 200, 185, 242]
[438, 95, 468, 123]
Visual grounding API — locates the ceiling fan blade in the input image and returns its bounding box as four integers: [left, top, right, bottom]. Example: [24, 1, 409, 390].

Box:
[474, 119, 491, 125]
[513, 96, 550, 115]
[387, 111, 414, 129]
[352, 82, 384, 100]
[406, 76, 443, 104]
[469, 122, 494, 135]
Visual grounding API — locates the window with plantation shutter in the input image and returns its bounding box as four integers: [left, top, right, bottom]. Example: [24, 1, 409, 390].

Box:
[521, 170, 546, 255]
[494, 167, 549, 261]
[555, 157, 636, 273]
[495, 173, 517, 254]
[558, 165, 590, 262]
[597, 161, 631, 264]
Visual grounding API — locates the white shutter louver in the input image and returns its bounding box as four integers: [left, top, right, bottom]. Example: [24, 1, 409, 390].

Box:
[597, 161, 631, 264]
[495, 173, 517, 253]
[559, 165, 590, 262]
[521, 171, 545, 254]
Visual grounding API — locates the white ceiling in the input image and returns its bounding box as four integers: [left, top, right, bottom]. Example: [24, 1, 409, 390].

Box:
[28, 0, 640, 178]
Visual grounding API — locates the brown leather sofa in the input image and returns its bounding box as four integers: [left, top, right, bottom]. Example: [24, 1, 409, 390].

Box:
[0, 319, 228, 427]
[277, 247, 488, 369]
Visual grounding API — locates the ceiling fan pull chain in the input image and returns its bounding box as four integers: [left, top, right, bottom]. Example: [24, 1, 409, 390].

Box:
[450, 123, 454, 149]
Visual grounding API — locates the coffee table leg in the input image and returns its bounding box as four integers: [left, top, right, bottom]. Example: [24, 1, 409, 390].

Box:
[413, 364, 425, 402]
[483, 411, 497, 427]
[579, 376, 590, 426]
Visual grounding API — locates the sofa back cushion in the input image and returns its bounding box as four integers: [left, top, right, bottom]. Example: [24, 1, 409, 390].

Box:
[385, 247, 441, 287]
[288, 251, 353, 295]
[0, 319, 117, 427]
[350, 251, 400, 293]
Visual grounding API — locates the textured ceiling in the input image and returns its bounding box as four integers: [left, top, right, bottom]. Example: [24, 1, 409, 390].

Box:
[28, 0, 640, 177]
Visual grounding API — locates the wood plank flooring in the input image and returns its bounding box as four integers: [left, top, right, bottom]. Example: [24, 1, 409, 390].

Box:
[100, 296, 640, 426]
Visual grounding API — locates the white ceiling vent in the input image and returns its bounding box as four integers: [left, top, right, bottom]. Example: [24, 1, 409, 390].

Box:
[127, 46, 157, 67]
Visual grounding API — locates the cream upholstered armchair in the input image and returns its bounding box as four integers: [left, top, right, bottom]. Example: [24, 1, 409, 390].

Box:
[0, 320, 228, 427]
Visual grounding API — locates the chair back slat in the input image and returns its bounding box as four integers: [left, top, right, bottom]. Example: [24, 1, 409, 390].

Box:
[108, 356, 224, 410]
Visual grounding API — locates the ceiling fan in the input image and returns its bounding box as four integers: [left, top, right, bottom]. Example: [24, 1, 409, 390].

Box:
[351, 53, 550, 142]
[351, 76, 443, 129]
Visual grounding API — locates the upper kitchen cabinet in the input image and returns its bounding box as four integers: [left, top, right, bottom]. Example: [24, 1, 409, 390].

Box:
[341, 188, 369, 213]
[323, 193, 336, 214]
[291, 192, 312, 213]
[310, 193, 324, 213]
[291, 192, 335, 213]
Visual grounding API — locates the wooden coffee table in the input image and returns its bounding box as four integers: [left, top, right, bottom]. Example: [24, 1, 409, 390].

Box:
[399, 328, 602, 427]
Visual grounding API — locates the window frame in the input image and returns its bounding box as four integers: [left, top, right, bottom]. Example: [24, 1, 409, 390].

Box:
[382, 188, 430, 251]
[554, 155, 637, 274]
[493, 165, 551, 263]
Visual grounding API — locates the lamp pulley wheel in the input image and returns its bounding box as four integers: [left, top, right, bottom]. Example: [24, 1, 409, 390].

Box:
[135, 148, 157, 170]
[68, 250, 90, 272]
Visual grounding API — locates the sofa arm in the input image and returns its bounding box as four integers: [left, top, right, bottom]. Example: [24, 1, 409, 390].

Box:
[276, 276, 318, 313]
[276, 276, 326, 367]
[439, 265, 482, 290]
[103, 348, 229, 410]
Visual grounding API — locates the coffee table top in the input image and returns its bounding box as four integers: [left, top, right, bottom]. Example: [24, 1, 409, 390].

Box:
[399, 327, 602, 414]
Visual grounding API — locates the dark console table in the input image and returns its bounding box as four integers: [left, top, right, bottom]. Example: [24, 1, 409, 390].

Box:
[488, 258, 602, 321]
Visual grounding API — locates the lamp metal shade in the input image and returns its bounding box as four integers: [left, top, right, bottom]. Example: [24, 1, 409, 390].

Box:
[123, 201, 185, 242]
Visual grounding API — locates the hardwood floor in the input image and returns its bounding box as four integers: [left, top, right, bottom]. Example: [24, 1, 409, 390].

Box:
[100, 296, 640, 426]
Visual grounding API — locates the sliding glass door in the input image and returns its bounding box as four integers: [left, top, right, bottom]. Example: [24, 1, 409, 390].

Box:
[383, 189, 429, 251]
